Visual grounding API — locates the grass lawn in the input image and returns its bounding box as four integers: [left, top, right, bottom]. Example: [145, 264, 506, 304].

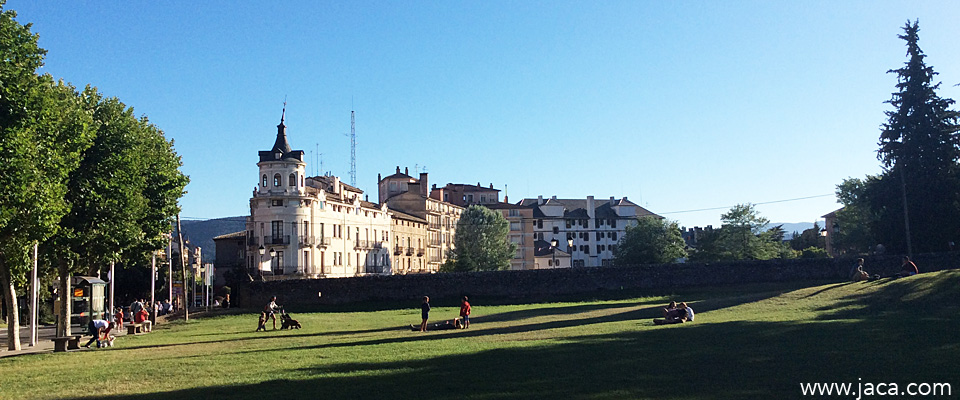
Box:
[2, 270, 958, 400]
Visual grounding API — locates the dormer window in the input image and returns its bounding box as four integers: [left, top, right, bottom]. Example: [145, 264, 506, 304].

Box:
[274, 174, 282, 187]
[289, 173, 296, 186]
[275, 152, 282, 160]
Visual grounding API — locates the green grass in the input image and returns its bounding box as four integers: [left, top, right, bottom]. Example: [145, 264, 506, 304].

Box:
[3, 271, 958, 400]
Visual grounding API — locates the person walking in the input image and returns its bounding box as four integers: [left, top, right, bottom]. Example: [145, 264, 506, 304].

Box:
[264, 296, 281, 330]
[459, 296, 471, 329]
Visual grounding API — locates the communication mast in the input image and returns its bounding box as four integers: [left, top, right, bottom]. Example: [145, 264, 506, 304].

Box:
[349, 110, 356, 187]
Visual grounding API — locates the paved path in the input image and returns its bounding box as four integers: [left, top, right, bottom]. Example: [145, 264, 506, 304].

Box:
[0, 324, 132, 358]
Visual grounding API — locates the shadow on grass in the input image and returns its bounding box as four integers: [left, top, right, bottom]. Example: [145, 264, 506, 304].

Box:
[67, 315, 959, 400]
[815, 270, 960, 321]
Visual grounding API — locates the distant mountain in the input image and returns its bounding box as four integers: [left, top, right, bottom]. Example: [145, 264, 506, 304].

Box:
[770, 222, 823, 239]
[179, 216, 246, 262]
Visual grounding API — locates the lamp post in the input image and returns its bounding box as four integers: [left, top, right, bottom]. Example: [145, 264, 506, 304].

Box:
[550, 238, 558, 268]
[258, 245, 265, 281]
[568, 238, 575, 267]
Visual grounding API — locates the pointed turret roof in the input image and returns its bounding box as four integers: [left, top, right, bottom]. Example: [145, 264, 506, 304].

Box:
[258, 104, 304, 163]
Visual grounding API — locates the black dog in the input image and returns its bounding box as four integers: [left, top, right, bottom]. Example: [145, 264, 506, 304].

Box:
[280, 313, 301, 330]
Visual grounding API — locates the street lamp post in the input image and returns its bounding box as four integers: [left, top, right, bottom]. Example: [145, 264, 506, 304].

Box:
[258, 245, 265, 281]
[550, 239, 558, 268]
[567, 238, 575, 267]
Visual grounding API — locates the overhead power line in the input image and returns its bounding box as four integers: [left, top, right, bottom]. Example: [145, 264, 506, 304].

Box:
[657, 193, 835, 215]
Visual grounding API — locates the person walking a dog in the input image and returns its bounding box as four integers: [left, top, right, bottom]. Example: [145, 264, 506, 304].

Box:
[264, 296, 281, 330]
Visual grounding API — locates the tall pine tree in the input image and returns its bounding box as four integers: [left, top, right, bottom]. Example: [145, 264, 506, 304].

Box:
[875, 20, 960, 254]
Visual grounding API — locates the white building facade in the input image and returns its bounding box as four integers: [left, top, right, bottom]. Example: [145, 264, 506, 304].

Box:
[246, 114, 392, 279]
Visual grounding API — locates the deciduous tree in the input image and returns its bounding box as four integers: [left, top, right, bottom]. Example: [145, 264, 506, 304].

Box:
[444, 206, 516, 272]
[613, 216, 686, 265]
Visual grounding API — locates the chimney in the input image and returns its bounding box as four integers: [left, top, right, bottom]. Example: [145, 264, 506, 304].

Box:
[333, 176, 340, 195]
[489, 183, 493, 189]
[610, 196, 615, 204]
[365, 194, 369, 202]
[419, 173, 428, 197]
[377, 173, 381, 182]
[537, 195, 544, 205]
[551, 195, 557, 201]
[396, 166, 400, 174]
[587, 196, 595, 218]
[405, 167, 409, 175]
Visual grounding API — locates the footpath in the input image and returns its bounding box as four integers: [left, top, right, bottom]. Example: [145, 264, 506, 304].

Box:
[0, 323, 137, 358]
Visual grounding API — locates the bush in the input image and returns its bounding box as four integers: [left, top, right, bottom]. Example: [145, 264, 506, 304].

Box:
[800, 246, 830, 259]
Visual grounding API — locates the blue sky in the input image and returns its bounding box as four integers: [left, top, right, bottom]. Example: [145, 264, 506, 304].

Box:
[9, 1, 960, 228]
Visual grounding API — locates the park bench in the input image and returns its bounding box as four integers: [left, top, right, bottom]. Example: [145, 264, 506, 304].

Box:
[126, 321, 152, 335]
[51, 335, 82, 352]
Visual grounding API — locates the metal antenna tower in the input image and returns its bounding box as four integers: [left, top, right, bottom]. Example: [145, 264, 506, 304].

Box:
[349, 110, 356, 187]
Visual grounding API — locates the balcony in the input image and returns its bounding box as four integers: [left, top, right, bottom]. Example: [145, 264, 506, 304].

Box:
[405, 247, 414, 256]
[394, 246, 403, 256]
[372, 241, 384, 249]
[318, 237, 331, 248]
[263, 235, 290, 245]
[417, 248, 425, 256]
[300, 236, 317, 246]
[365, 264, 386, 274]
[247, 235, 257, 246]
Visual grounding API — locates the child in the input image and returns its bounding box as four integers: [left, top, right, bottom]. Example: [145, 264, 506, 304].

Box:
[256, 312, 267, 332]
[419, 296, 430, 332]
[460, 296, 471, 329]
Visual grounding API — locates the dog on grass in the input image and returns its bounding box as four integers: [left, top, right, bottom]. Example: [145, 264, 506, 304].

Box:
[256, 312, 267, 332]
[280, 313, 301, 330]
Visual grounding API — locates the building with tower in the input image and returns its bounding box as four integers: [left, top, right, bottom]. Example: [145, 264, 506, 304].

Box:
[245, 110, 392, 280]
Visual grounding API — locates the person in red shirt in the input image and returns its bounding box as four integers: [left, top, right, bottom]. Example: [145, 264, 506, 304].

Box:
[459, 296, 471, 329]
[897, 256, 919, 277]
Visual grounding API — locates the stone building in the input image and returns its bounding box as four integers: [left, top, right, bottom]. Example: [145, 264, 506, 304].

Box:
[245, 112, 392, 280]
[378, 167, 463, 272]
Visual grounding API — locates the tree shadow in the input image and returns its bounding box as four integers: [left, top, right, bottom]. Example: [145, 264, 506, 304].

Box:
[815, 270, 960, 321]
[66, 315, 959, 400]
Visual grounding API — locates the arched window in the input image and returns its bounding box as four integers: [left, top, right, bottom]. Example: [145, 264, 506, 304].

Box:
[300, 176, 304, 187]
[262, 175, 267, 187]
[274, 174, 281, 187]
[289, 173, 296, 186]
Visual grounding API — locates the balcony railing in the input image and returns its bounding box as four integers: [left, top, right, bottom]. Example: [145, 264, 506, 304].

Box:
[372, 241, 384, 249]
[263, 235, 290, 245]
[394, 246, 403, 256]
[300, 236, 317, 246]
[318, 237, 331, 248]
[405, 247, 414, 256]
[417, 248, 425, 256]
[365, 264, 386, 274]
[355, 240, 374, 250]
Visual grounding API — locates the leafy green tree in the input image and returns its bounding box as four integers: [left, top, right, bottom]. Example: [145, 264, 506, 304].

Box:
[0, 2, 96, 349]
[689, 204, 783, 262]
[832, 177, 881, 255]
[444, 205, 516, 272]
[874, 20, 960, 254]
[613, 216, 687, 265]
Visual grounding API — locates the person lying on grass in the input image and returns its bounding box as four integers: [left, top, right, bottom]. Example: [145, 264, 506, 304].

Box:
[410, 318, 464, 331]
[654, 302, 694, 325]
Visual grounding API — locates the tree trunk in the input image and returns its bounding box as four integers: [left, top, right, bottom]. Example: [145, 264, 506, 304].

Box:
[57, 259, 72, 337]
[176, 214, 189, 322]
[0, 259, 22, 351]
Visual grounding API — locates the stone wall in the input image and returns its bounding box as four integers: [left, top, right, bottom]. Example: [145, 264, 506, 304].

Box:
[238, 252, 960, 308]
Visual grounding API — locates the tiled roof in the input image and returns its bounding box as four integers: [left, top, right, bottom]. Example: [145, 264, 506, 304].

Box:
[213, 231, 246, 240]
[389, 209, 429, 224]
[533, 240, 571, 257]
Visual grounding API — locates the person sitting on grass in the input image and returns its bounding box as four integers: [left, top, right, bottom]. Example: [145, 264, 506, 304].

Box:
[83, 320, 116, 348]
[411, 318, 463, 331]
[653, 302, 693, 325]
[894, 256, 919, 278]
[850, 258, 870, 282]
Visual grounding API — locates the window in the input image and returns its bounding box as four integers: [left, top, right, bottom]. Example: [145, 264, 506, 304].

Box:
[610, 219, 616, 228]
[612, 232, 618, 241]
[596, 232, 601, 240]
[300, 176, 304, 186]
[548, 259, 553, 267]
[271, 221, 283, 239]
[610, 244, 617, 253]
[596, 245, 602, 253]
[510, 222, 521, 231]
[584, 246, 590, 254]
[271, 199, 283, 207]
[274, 174, 282, 187]
[291, 222, 297, 238]
[289, 173, 296, 186]
[262, 175, 267, 187]
[566, 220, 572, 229]
[537, 220, 543, 229]
[552, 226, 559, 234]
[480, 195, 486, 203]
[597, 218, 604, 227]
[273, 251, 284, 274]
[509, 209, 519, 217]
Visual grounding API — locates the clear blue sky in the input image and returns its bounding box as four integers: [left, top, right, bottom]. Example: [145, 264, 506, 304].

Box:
[9, 1, 960, 228]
